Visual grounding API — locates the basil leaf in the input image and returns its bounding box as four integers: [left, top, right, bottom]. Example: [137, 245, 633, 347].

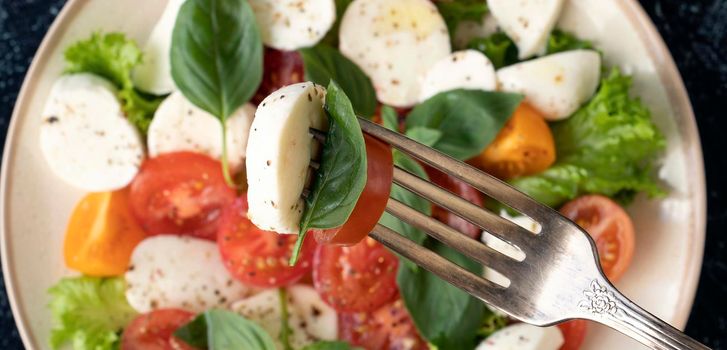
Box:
[321, 0, 353, 47]
[171, 0, 263, 119]
[174, 310, 276, 350]
[381, 105, 399, 131]
[406, 89, 522, 160]
[406, 127, 443, 147]
[300, 44, 377, 118]
[397, 242, 484, 349]
[291, 81, 367, 264]
[303, 341, 360, 350]
[435, 0, 488, 43]
[467, 32, 520, 69]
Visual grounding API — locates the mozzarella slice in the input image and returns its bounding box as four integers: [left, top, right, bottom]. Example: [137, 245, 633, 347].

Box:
[419, 50, 497, 102]
[231, 285, 337, 349]
[496, 50, 601, 120]
[453, 13, 499, 49]
[39, 73, 144, 192]
[246, 82, 327, 234]
[147, 92, 255, 171]
[125, 235, 253, 313]
[249, 0, 336, 51]
[487, 0, 565, 59]
[476, 323, 564, 350]
[339, 0, 451, 107]
[132, 0, 185, 94]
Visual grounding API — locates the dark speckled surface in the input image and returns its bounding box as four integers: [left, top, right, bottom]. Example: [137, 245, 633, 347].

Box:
[0, 0, 725, 349]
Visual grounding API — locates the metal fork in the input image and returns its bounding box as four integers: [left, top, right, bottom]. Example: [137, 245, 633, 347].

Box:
[356, 118, 709, 350]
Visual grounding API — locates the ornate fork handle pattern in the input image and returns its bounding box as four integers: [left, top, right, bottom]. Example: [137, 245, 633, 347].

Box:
[580, 279, 709, 350]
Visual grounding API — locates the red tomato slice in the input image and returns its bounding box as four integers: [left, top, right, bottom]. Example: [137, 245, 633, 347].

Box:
[218, 195, 315, 288]
[339, 299, 428, 350]
[252, 48, 304, 105]
[129, 152, 236, 240]
[425, 165, 485, 240]
[121, 309, 195, 350]
[560, 195, 636, 282]
[558, 320, 588, 350]
[313, 237, 398, 312]
[314, 135, 393, 246]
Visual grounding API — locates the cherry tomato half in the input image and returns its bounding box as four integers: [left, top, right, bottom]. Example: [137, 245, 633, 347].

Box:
[314, 135, 393, 246]
[313, 237, 399, 312]
[560, 195, 636, 282]
[218, 195, 315, 288]
[558, 320, 589, 350]
[425, 165, 484, 240]
[339, 299, 428, 350]
[129, 152, 236, 240]
[252, 48, 305, 105]
[121, 309, 195, 350]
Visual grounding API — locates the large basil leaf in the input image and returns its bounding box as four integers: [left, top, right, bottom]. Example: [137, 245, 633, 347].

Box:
[291, 81, 367, 264]
[300, 44, 377, 118]
[406, 90, 522, 160]
[397, 242, 485, 349]
[171, 0, 263, 119]
[174, 310, 276, 350]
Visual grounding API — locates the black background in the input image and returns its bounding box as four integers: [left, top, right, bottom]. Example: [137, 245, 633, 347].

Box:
[0, 0, 725, 349]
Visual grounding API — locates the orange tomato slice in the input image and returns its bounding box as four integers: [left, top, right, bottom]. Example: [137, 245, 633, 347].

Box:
[63, 189, 147, 276]
[472, 103, 556, 179]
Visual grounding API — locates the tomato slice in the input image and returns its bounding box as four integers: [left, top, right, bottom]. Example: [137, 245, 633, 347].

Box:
[425, 165, 485, 240]
[558, 320, 588, 350]
[63, 189, 147, 276]
[339, 299, 428, 350]
[313, 237, 398, 312]
[314, 135, 393, 246]
[218, 195, 315, 288]
[129, 152, 236, 240]
[560, 195, 636, 282]
[252, 48, 304, 105]
[121, 309, 195, 350]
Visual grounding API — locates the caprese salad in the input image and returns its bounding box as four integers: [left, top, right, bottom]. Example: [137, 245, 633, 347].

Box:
[40, 0, 666, 349]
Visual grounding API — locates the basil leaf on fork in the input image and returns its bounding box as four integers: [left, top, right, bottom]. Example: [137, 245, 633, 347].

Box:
[290, 81, 367, 265]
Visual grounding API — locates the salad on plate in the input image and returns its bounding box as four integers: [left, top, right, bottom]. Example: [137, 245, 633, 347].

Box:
[38, 0, 666, 349]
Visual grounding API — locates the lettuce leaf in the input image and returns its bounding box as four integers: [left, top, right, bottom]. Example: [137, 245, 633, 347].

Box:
[48, 276, 137, 350]
[64, 32, 163, 133]
[546, 29, 594, 54]
[511, 69, 666, 207]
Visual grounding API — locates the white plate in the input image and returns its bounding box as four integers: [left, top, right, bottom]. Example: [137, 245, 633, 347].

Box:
[0, 0, 706, 349]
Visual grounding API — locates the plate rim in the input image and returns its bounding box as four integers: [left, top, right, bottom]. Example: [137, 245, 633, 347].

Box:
[0, 0, 707, 348]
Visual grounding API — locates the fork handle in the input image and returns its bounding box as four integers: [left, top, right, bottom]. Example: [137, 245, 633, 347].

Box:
[581, 279, 709, 350]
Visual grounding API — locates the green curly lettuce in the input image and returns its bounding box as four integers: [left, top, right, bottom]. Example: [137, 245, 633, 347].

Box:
[48, 276, 137, 350]
[64, 32, 162, 134]
[511, 69, 666, 207]
[546, 29, 594, 54]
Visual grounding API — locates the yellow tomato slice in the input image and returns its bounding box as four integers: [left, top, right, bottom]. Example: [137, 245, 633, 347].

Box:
[473, 103, 556, 179]
[63, 189, 147, 276]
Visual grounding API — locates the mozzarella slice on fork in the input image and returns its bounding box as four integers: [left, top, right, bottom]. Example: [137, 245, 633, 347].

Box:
[246, 82, 328, 234]
[231, 285, 338, 349]
[419, 50, 497, 102]
[39, 73, 144, 192]
[249, 0, 336, 50]
[476, 323, 564, 350]
[147, 92, 255, 171]
[339, 0, 451, 107]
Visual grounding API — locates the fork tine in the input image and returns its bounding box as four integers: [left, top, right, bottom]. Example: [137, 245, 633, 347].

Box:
[369, 224, 506, 304]
[359, 118, 558, 223]
[392, 166, 538, 254]
[385, 197, 519, 274]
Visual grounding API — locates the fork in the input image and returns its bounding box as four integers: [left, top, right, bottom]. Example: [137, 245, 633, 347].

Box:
[354, 118, 710, 350]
